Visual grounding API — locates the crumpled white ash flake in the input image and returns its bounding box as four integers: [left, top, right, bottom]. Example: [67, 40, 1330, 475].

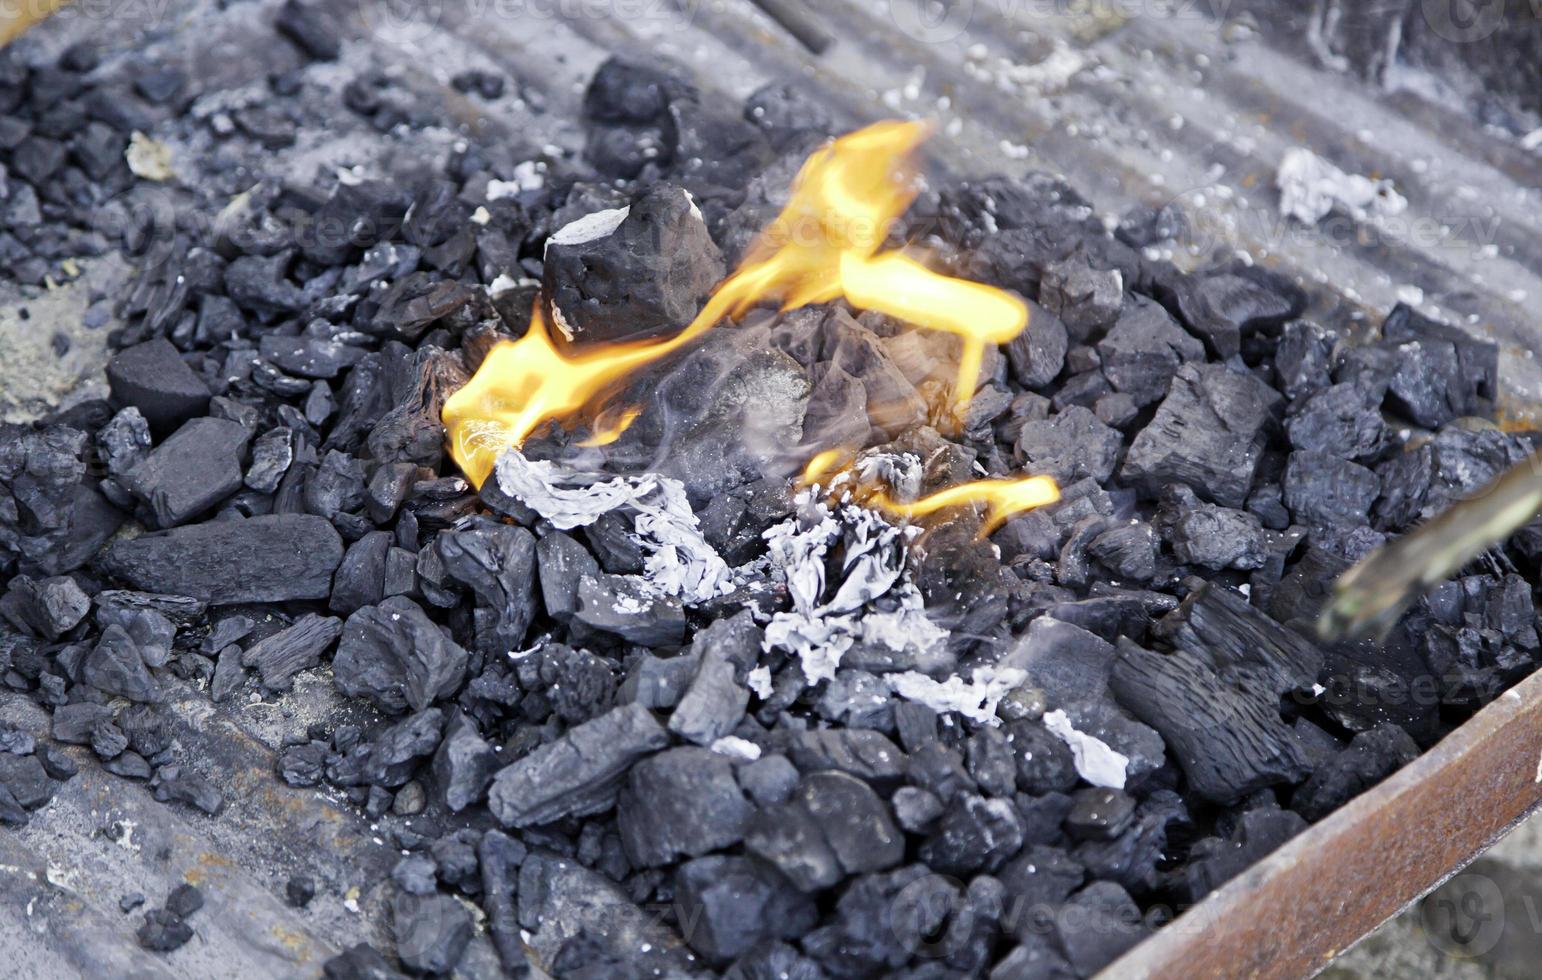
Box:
[1043, 708, 1129, 790]
[886, 667, 1029, 726]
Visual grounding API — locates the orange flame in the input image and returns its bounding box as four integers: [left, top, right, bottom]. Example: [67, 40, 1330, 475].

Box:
[443, 119, 1058, 530]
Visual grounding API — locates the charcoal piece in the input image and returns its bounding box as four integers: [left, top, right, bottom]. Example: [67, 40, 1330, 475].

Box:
[801, 865, 945, 975]
[163, 884, 203, 920]
[794, 770, 904, 874]
[90, 718, 126, 761]
[0, 723, 34, 755]
[363, 462, 415, 524]
[1173, 263, 1304, 359]
[668, 655, 748, 745]
[71, 121, 125, 180]
[245, 428, 294, 494]
[224, 253, 305, 313]
[370, 276, 478, 341]
[544, 184, 724, 344]
[1055, 881, 1149, 975]
[907, 742, 977, 803]
[0, 575, 90, 640]
[1096, 296, 1204, 407]
[1065, 787, 1136, 841]
[233, 105, 297, 148]
[333, 597, 469, 714]
[821, 310, 929, 438]
[1182, 806, 1306, 901]
[781, 729, 907, 784]
[1286, 381, 1386, 462]
[82, 625, 160, 703]
[435, 518, 537, 655]
[1275, 319, 1337, 403]
[322, 943, 401, 980]
[1075, 789, 1189, 894]
[1121, 362, 1282, 508]
[1283, 450, 1379, 527]
[1003, 616, 1116, 709]
[1088, 523, 1159, 583]
[137, 909, 193, 952]
[1165, 581, 1325, 696]
[97, 408, 152, 484]
[391, 854, 436, 895]
[736, 755, 796, 809]
[122, 417, 250, 527]
[474, 832, 526, 972]
[273, 0, 340, 59]
[355, 709, 442, 787]
[11, 136, 66, 184]
[1005, 299, 1069, 389]
[330, 531, 391, 616]
[0, 754, 53, 809]
[1040, 256, 1123, 340]
[1379, 303, 1498, 428]
[617, 651, 697, 711]
[277, 742, 328, 787]
[893, 787, 945, 833]
[0, 783, 27, 825]
[990, 939, 1075, 980]
[34, 744, 76, 783]
[1015, 405, 1121, 485]
[303, 450, 366, 521]
[583, 57, 679, 123]
[365, 347, 468, 468]
[488, 702, 668, 827]
[573, 574, 686, 647]
[744, 802, 842, 892]
[1095, 391, 1140, 429]
[1161, 485, 1270, 571]
[392, 892, 472, 976]
[1110, 640, 1309, 803]
[674, 855, 817, 963]
[240, 613, 342, 691]
[51, 703, 113, 745]
[105, 338, 210, 433]
[258, 335, 365, 380]
[919, 794, 1025, 874]
[618, 746, 752, 867]
[535, 532, 600, 624]
[210, 643, 248, 701]
[431, 710, 497, 812]
[150, 765, 223, 815]
[102, 514, 344, 604]
[1292, 724, 1419, 821]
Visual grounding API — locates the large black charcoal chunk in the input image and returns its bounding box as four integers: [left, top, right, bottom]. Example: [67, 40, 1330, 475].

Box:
[1121, 363, 1282, 508]
[121, 417, 250, 527]
[668, 655, 748, 745]
[617, 746, 753, 866]
[1181, 805, 1306, 902]
[1096, 296, 1204, 407]
[258, 335, 365, 380]
[1283, 450, 1379, 526]
[393, 893, 472, 976]
[1015, 406, 1122, 484]
[333, 597, 468, 714]
[432, 710, 497, 812]
[0, 754, 54, 810]
[1292, 724, 1419, 821]
[535, 532, 599, 623]
[82, 625, 160, 702]
[1161, 485, 1271, 571]
[329, 530, 391, 616]
[487, 702, 668, 827]
[1005, 299, 1069, 389]
[543, 184, 724, 344]
[1003, 616, 1117, 708]
[1172, 263, 1304, 359]
[674, 855, 817, 963]
[781, 729, 908, 784]
[240, 613, 342, 691]
[1286, 382, 1386, 460]
[106, 338, 210, 433]
[1165, 582, 1325, 696]
[365, 347, 468, 468]
[1379, 303, 1498, 428]
[0, 575, 90, 640]
[1276, 320, 1337, 403]
[101, 515, 343, 603]
[573, 574, 686, 647]
[435, 518, 537, 656]
[1110, 640, 1309, 803]
[919, 794, 1025, 874]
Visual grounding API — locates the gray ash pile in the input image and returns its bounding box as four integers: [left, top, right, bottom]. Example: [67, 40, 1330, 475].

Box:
[2, 12, 1540, 979]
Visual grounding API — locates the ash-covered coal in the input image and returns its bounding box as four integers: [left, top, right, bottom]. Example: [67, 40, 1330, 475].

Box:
[2, 32, 1539, 980]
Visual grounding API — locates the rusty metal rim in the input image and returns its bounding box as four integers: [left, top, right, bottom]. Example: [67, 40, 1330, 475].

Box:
[1101, 666, 1542, 979]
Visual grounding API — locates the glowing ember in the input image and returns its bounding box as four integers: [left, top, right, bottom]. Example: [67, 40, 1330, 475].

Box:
[443, 119, 1058, 529]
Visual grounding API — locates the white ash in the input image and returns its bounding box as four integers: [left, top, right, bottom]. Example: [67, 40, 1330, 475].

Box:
[746, 666, 774, 699]
[760, 490, 946, 685]
[544, 206, 630, 253]
[494, 449, 733, 605]
[887, 666, 1029, 726]
[709, 736, 762, 761]
[1277, 147, 1408, 226]
[1043, 708, 1130, 790]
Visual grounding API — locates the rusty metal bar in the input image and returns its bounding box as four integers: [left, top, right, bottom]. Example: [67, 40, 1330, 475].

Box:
[1103, 666, 1542, 979]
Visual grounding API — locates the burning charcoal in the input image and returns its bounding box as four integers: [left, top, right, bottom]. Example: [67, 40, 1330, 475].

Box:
[1040, 256, 1123, 340]
[105, 338, 210, 433]
[366, 347, 468, 468]
[674, 855, 817, 963]
[1121, 362, 1282, 509]
[1283, 450, 1379, 527]
[150, 765, 223, 815]
[1286, 382, 1386, 461]
[617, 746, 753, 867]
[1182, 805, 1306, 901]
[1065, 787, 1136, 841]
[333, 597, 468, 714]
[1161, 485, 1270, 571]
[488, 702, 668, 827]
[1292, 724, 1419, 821]
[1172, 263, 1305, 359]
[1276, 320, 1337, 403]
[668, 656, 748, 745]
[435, 518, 537, 655]
[536, 531, 600, 624]
[1379, 304, 1498, 428]
[431, 710, 497, 812]
[1055, 881, 1149, 975]
[1015, 405, 1121, 485]
[137, 910, 193, 952]
[393, 893, 472, 976]
[121, 417, 250, 527]
[0, 754, 53, 810]
[241, 613, 342, 691]
[1164, 582, 1325, 696]
[573, 574, 686, 647]
[102, 514, 344, 603]
[82, 625, 160, 703]
[543, 184, 724, 344]
[1088, 523, 1159, 583]
[1096, 296, 1205, 407]
[0, 575, 89, 640]
[1110, 640, 1309, 803]
[330, 531, 391, 616]
[919, 794, 1025, 874]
